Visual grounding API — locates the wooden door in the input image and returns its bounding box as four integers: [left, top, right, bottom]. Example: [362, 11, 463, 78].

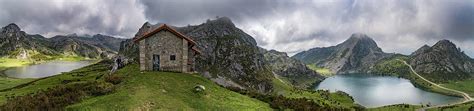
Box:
[153, 55, 160, 71]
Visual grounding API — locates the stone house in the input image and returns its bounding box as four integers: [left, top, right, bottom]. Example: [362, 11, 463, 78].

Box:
[133, 24, 200, 73]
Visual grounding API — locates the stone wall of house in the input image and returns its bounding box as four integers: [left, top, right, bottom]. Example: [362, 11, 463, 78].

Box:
[139, 40, 146, 70]
[188, 46, 195, 71]
[182, 40, 188, 72]
[139, 30, 189, 72]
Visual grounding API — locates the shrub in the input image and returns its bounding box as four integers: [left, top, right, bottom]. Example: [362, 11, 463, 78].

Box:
[105, 74, 123, 85]
[226, 86, 350, 110]
[1, 81, 114, 110]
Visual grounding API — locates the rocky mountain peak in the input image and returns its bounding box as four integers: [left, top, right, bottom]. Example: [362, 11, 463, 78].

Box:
[345, 33, 376, 45]
[421, 44, 430, 48]
[409, 39, 474, 82]
[349, 33, 370, 39]
[411, 44, 431, 56]
[209, 17, 234, 26]
[339, 33, 382, 53]
[2, 23, 21, 33]
[432, 39, 459, 52]
[66, 33, 78, 37]
[181, 16, 257, 46]
[268, 49, 288, 56]
[194, 17, 238, 34]
[293, 33, 391, 74]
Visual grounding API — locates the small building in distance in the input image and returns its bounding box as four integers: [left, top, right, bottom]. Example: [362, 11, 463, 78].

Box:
[133, 24, 200, 73]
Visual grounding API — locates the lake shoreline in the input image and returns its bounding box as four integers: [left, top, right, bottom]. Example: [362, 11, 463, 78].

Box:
[4, 60, 96, 78]
[334, 73, 466, 98]
[315, 74, 464, 108]
[0, 57, 97, 77]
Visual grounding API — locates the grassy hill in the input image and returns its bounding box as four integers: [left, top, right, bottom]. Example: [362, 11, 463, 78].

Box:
[441, 79, 474, 98]
[0, 61, 272, 110]
[426, 101, 474, 111]
[271, 75, 360, 110]
[67, 64, 271, 110]
[306, 64, 334, 77]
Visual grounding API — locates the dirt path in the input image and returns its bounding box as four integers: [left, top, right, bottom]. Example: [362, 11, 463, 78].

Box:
[397, 59, 473, 111]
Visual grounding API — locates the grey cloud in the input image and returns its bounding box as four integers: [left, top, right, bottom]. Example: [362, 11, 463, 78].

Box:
[234, 0, 474, 56]
[0, 0, 146, 38]
[137, 0, 297, 26]
[0, 0, 473, 57]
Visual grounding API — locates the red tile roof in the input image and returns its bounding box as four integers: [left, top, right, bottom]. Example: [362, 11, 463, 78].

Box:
[133, 24, 197, 45]
[134, 24, 200, 54]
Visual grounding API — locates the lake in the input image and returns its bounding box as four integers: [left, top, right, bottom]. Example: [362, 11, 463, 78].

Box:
[315, 74, 463, 108]
[4, 61, 94, 78]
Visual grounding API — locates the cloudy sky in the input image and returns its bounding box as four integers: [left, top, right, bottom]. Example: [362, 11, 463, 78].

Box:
[1, 0, 473, 56]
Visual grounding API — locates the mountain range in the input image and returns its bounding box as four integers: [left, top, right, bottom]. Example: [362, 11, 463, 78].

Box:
[292, 33, 393, 74]
[293, 33, 474, 82]
[0, 23, 125, 60]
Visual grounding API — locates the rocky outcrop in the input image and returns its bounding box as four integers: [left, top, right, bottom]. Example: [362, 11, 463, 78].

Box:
[293, 33, 393, 74]
[262, 49, 324, 88]
[409, 40, 474, 82]
[118, 39, 139, 62]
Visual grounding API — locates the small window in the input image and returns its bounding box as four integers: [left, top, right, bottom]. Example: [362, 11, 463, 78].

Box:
[170, 55, 176, 61]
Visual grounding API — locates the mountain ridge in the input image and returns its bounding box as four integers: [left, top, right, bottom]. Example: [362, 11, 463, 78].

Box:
[0, 23, 125, 59]
[292, 33, 393, 74]
[409, 39, 474, 82]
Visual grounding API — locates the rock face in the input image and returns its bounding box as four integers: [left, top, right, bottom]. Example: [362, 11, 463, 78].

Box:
[262, 49, 324, 88]
[0, 23, 57, 58]
[410, 40, 474, 82]
[118, 39, 139, 62]
[293, 33, 392, 74]
[0, 23, 124, 59]
[120, 17, 325, 92]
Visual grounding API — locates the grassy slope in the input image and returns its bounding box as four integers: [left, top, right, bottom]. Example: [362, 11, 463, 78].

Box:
[0, 78, 34, 90]
[426, 101, 474, 111]
[0, 61, 110, 105]
[306, 64, 334, 77]
[0, 58, 32, 70]
[0, 61, 271, 110]
[67, 64, 271, 110]
[272, 76, 361, 110]
[441, 79, 474, 98]
[424, 80, 474, 111]
[0, 58, 35, 90]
